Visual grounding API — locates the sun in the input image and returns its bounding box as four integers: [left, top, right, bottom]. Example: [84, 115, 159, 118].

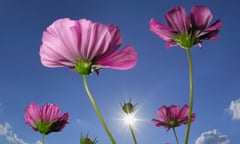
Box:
[123, 113, 136, 125]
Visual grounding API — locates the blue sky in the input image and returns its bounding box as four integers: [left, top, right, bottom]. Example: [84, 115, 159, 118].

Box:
[0, 0, 239, 144]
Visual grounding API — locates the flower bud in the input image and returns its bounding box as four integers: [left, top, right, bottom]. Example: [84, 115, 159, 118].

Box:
[80, 134, 97, 144]
[121, 100, 136, 114]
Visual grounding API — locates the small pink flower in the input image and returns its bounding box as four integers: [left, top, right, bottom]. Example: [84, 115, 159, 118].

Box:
[40, 18, 137, 75]
[150, 5, 223, 48]
[24, 103, 69, 135]
[152, 105, 196, 131]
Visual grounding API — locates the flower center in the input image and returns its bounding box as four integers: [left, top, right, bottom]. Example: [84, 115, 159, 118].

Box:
[175, 33, 196, 49]
[36, 122, 52, 134]
[74, 60, 93, 75]
[168, 120, 178, 128]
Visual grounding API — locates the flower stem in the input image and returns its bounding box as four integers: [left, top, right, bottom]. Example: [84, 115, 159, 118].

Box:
[129, 124, 137, 144]
[184, 48, 194, 144]
[42, 134, 46, 144]
[82, 75, 116, 144]
[173, 128, 179, 144]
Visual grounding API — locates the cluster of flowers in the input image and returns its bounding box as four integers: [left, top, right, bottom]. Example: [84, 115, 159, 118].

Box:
[24, 5, 222, 144]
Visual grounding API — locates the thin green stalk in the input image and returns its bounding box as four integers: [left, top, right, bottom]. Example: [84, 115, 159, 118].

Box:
[129, 124, 137, 144]
[82, 75, 116, 144]
[42, 134, 46, 144]
[173, 128, 179, 144]
[184, 48, 194, 144]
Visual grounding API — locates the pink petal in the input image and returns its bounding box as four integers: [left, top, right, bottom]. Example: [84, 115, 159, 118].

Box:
[105, 24, 123, 55]
[164, 6, 189, 33]
[168, 105, 181, 120]
[152, 119, 167, 127]
[74, 19, 113, 60]
[51, 113, 69, 132]
[190, 5, 213, 29]
[42, 104, 61, 122]
[40, 18, 79, 67]
[150, 18, 174, 41]
[95, 45, 137, 70]
[24, 103, 41, 126]
[156, 106, 169, 121]
[197, 19, 223, 41]
[178, 105, 196, 124]
[205, 19, 223, 31]
[166, 41, 176, 48]
[152, 119, 171, 130]
[178, 105, 189, 118]
[182, 113, 196, 124]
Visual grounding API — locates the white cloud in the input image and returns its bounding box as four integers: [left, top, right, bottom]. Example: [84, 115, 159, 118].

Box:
[6, 133, 28, 144]
[0, 122, 40, 144]
[195, 129, 229, 144]
[227, 98, 240, 120]
[0, 122, 11, 135]
[34, 140, 42, 144]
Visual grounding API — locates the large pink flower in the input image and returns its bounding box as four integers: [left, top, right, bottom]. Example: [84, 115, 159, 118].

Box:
[40, 18, 137, 75]
[152, 105, 196, 131]
[24, 103, 69, 135]
[150, 5, 223, 48]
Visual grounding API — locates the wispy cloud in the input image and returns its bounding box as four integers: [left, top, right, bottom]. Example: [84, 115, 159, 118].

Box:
[227, 98, 240, 120]
[0, 122, 41, 144]
[0, 122, 11, 135]
[195, 129, 229, 144]
[76, 118, 90, 128]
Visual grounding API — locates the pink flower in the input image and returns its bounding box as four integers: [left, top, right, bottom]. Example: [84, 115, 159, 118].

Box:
[24, 103, 69, 135]
[152, 105, 196, 131]
[40, 18, 137, 75]
[150, 5, 223, 48]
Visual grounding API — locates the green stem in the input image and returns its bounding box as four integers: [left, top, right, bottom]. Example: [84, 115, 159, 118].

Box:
[173, 128, 179, 144]
[184, 48, 194, 144]
[129, 124, 137, 144]
[42, 134, 46, 144]
[82, 75, 116, 144]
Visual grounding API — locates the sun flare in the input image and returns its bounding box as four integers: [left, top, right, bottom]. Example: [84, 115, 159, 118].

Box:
[123, 114, 136, 125]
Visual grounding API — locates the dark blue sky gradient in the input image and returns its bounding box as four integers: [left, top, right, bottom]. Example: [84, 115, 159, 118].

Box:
[0, 0, 239, 144]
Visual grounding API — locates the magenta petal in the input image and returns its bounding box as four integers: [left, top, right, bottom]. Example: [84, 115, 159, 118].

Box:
[96, 45, 137, 70]
[50, 113, 69, 132]
[178, 105, 196, 124]
[205, 19, 223, 32]
[152, 119, 171, 131]
[164, 6, 189, 33]
[182, 113, 196, 124]
[168, 105, 181, 119]
[198, 20, 223, 40]
[190, 5, 213, 29]
[149, 5, 222, 49]
[152, 119, 166, 127]
[24, 103, 69, 134]
[178, 105, 189, 118]
[166, 41, 176, 48]
[156, 106, 169, 121]
[150, 18, 174, 41]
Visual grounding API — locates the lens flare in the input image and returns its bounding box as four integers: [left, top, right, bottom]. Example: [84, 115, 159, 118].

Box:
[123, 114, 136, 125]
